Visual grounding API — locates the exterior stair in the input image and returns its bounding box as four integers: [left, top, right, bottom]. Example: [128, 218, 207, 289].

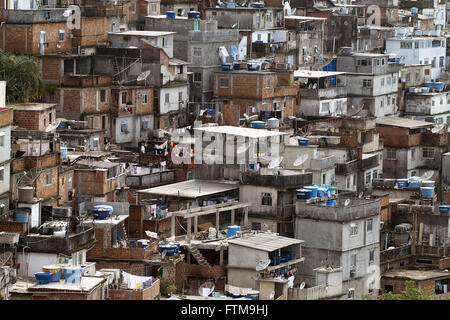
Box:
[187, 245, 210, 266]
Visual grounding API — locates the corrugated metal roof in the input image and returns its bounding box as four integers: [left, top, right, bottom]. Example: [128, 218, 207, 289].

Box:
[228, 232, 304, 252]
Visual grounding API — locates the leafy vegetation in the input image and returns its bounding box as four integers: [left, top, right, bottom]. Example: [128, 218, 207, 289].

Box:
[364, 280, 447, 300]
[0, 51, 44, 103]
[160, 278, 177, 296]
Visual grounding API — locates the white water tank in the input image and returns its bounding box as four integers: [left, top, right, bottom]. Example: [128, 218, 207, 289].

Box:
[267, 118, 280, 129]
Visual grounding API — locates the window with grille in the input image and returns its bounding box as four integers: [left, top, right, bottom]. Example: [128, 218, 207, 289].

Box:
[350, 223, 358, 236]
[142, 92, 148, 104]
[422, 148, 434, 159]
[362, 79, 372, 88]
[46, 170, 52, 185]
[99, 90, 106, 103]
[262, 193, 272, 206]
[369, 250, 374, 263]
[386, 149, 396, 160]
[348, 288, 355, 300]
[367, 219, 373, 233]
[220, 78, 229, 88]
[58, 30, 65, 42]
[121, 92, 127, 105]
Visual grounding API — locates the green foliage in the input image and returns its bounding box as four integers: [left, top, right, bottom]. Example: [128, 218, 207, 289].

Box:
[0, 51, 43, 103]
[160, 278, 177, 296]
[377, 280, 434, 300]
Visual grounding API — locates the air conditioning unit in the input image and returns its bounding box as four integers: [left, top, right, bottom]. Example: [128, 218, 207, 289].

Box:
[276, 63, 288, 70]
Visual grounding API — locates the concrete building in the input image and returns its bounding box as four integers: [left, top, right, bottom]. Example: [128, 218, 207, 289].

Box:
[0, 82, 12, 212]
[294, 70, 348, 118]
[385, 36, 446, 81]
[376, 117, 448, 182]
[336, 50, 399, 118]
[227, 232, 305, 292]
[295, 196, 381, 299]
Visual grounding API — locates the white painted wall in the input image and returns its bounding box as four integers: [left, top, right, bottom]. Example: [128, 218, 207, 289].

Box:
[17, 252, 59, 277]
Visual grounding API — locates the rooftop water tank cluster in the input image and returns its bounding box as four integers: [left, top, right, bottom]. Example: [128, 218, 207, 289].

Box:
[397, 177, 435, 198]
[296, 185, 338, 206]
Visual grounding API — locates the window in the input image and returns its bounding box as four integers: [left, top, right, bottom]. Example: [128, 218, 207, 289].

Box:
[262, 193, 272, 206]
[386, 148, 396, 160]
[432, 57, 437, 68]
[252, 222, 262, 231]
[257, 34, 262, 42]
[380, 100, 384, 108]
[0, 132, 5, 147]
[141, 119, 149, 130]
[256, 13, 260, 23]
[350, 223, 358, 236]
[387, 76, 391, 86]
[367, 219, 373, 233]
[46, 170, 52, 185]
[142, 92, 148, 104]
[151, 3, 157, 13]
[411, 148, 416, 160]
[162, 37, 167, 47]
[440, 56, 445, 68]
[265, 78, 270, 88]
[372, 169, 378, 179]
[219, 78, 229, 88]
[49, 112, 52, 124]
[0, 167, 4, 182]
[178, 91, 183, 102]
[362, 79, 372, 88]
[121, 92, 127, 105]
[165, 93, 170, 103]
[121, 123, 128, 133]
[177, 8, 183, 15]
[193, 48, 202, 57]
[92, 138, 99, 150]
[350, 254, 357, 267]
[365, 171, 372, 185]
[58, 29, 65, 42]
[288, 32, 293, 41]
[381, 78, 384, 86]
[40, 31, 47, 43]
[423, 147, 434, 159]
[348, 288, 355, 300]
[369, 250, 375, 263]
[99, 90, 106, 103]
[131, 2, 136, 13]
[194, 72, 202, 82]
[369, 282, 374, 294]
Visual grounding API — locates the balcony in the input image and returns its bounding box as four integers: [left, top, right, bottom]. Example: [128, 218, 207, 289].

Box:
[359, 154, 379, 170]
[104, 240, 158, 260]
[310, 156, 336, 171]
[335, 159, 358, 175]
[341, 118, 376, 131]
[240, 170, 312, 189]
[83, 6, 124, 17]
[63, 74, 112, 88]
[3, 8, 69, 23]
[18, 227, 95, 255]
[380, 245, 411, 263]
[299, 86, 347, 99]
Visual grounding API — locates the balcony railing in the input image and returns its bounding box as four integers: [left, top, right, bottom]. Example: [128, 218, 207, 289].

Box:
[240, 170, 312, 189]
[380, 245, 411, 263]
[299, 86, 347, 99]
[335, 159, 358, 175]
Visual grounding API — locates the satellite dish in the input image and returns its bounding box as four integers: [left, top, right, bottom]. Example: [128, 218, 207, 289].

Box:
[300, 282, 306, 290]
[420, 171, 434, 180]
[253, 273, 261, 281]
[137, 70, 151, 81]
[231, 23, 237, 28]
[237, 143, 250, 154]
[268, 156, 283, 169]
[199, 280, 215, 297]
[293, 154, 309, 167]
[431, 124, 445, 133]
[256, 259, 271, 271]
[45, 120, 61, 132]
[344, 199, 351, 207]
[269, 291, 275, 299]
[62, 9, 72, 17]
[358, 192, 364, 199]
[145, 230, 159, 239]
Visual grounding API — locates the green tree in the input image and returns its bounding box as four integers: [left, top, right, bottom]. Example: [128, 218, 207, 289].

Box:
[377, 280, 434, 300]
[0, 51, 43, 103]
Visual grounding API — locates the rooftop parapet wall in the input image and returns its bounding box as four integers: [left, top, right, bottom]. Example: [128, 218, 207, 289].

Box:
[240, 171, 313, 189]
[3, 8, 69, 23]
[295, 198, 381, 222]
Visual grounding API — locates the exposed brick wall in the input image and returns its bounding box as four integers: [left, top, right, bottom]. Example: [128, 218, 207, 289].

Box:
[41, 57, 62, 82]
[61, 89, 82, 114]
[0, 109, 13, 128]
[35, 167, 59, 200]
[13, 107, 56, 131]
[109, 279, 160, 300]
[0, 221, 26, 235]
[93, 261, 146, 275]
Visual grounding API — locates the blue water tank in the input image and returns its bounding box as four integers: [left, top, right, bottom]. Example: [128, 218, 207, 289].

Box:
[317, 187, 328, 198]
[408, 178, 421, 189]
[226, 2, 236, 8]
[421, 187, 434, 198]
[61, 147, 68, 160]
[397, 179, 409, 188]
[298, 138, 309, 146]
[221, 63, 232, 71]
[187, 11, 200, 19]
[227, 225, 241, 237]
[35, 272, 52, 285]
[232, 62, 241, 70]
[326, 199, 337, 206]
[64, 268, 82, 283]
[411, 7, 418, 14]
[166, 11, 176, 19]
[14, 211, 29, 223]
[251, 121, 265, 128]
[434, 82, 445, 92]
[93, 205, 114, 220]
[296, 189, 308, 200]
[304, 186, 318, 198]
[440, 206, 450, 214]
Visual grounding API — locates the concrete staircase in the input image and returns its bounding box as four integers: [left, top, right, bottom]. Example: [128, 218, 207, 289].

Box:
[187, 245, 210, 266]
